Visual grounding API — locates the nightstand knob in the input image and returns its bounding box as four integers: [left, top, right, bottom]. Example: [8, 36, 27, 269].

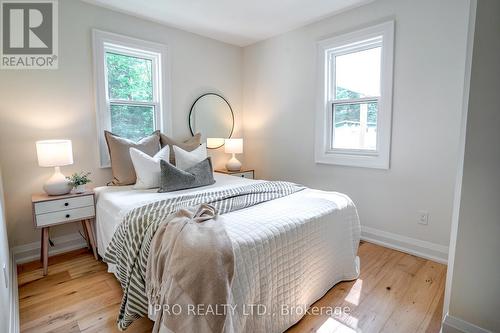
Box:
[65, 214, 70, 218]
[64, 202, 69, 207]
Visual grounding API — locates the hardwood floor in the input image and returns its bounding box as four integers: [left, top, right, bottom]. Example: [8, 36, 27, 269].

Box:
[17, 241, 446, 333]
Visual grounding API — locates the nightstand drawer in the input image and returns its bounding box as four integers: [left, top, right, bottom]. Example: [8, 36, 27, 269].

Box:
[35, 206, 95, 227]
[234, 171, 254, 179]
[34, 195, 94, 215]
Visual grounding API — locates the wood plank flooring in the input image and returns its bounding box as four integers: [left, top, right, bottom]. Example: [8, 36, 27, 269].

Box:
[18, 242, 445, 333]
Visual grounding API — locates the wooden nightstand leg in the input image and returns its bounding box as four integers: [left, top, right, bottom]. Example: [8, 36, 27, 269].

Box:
[42, 227, 49, 276]
[84, 219, 98, 260]
[40, 230, 44, 262]
[81, 220, 91, 249]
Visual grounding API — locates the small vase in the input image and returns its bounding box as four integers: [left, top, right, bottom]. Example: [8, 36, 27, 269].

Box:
[74, 184, 86, 194]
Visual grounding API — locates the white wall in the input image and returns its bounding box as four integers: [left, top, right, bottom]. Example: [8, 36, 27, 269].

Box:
[444, 0, 500, 331]
[0, 0, 243, 247]
[242, 0, 470, 256]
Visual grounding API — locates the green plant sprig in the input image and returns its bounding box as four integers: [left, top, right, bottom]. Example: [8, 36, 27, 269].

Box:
[66, 171, 92, 187]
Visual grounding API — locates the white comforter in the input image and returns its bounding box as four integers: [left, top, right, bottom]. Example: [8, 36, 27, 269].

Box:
[95, 173, 360, 333]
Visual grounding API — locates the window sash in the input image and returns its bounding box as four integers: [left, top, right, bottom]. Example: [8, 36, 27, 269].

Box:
[330, 96, 379, 105]
[109, 102, 157, 140]
[104, 46, 159, 104]
[108, 99, 160, 107]
[104, 49, 158, 103]
[327, 98, 379, 154]
[108, 100, 160, 135]
[327, 38, 382, 103]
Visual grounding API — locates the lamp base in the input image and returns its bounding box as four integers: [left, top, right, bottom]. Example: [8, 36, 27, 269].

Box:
[43, 167, 72, 196]
[225, 155, 242, 172]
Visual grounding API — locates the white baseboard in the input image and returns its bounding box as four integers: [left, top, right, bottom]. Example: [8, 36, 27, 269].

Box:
[9, 252, 19, 333]
[361, 226, 448, 264]
[11, 232, 87, 264]
[442, 313, 492, 333]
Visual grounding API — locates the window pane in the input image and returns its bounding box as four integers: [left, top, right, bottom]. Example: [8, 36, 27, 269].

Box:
[332, 102, 377, 150]
[106, 52, 153, 102]
[110, 104, 155, 141]
[335, 47, 381, 100]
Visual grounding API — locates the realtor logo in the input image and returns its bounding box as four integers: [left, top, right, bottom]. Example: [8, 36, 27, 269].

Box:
[1, 0, 58, 69]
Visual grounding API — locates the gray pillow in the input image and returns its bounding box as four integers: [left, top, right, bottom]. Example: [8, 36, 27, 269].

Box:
[158, 157, 215, 192]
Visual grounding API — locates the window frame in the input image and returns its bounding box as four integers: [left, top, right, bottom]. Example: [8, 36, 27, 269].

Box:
[92, 29, 172, 168]
[315, 21, 394, 169]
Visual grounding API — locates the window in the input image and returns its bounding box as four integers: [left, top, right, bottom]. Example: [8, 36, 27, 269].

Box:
[315, 21, 394, 169]
[93, 30, 171, 167]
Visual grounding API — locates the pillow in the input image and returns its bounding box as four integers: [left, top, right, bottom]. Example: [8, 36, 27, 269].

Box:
[130, 146, 170, 189]
[104, 130, 160, 186]
[160, 133, 201, 165]
[173, 143, 207, 170]
[158, 158, 215, 192]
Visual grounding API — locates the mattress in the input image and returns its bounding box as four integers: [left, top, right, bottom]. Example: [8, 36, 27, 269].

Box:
[95, 173, 361, 333]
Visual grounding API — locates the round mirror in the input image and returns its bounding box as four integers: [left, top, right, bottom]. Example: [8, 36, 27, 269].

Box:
[189, 93, 234, 149]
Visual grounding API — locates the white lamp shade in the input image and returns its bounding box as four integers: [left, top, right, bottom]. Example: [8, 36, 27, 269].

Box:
[207, 138, 225, 149]
[224, 138, 243, 154]
[36, 140, 74, 167]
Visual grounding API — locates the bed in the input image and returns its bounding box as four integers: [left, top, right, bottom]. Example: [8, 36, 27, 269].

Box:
[95, 172, 361, 333]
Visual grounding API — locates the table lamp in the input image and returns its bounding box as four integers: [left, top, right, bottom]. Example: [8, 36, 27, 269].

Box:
[224, 138, 243, 171]
[36, 140, 74, 195]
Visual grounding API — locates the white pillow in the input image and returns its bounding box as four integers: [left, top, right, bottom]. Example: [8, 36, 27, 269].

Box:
[130, 146, 170, 189]
[173, 143, 207, 170]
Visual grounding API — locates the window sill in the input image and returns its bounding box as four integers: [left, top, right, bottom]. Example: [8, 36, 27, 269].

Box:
[315, 150, 389, 169]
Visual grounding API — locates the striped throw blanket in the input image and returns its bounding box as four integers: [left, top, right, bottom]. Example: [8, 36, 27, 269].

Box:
[103, 181, 305, 330]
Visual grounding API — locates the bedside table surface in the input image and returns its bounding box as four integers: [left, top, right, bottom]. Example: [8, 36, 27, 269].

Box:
[32, 190, 94, 203]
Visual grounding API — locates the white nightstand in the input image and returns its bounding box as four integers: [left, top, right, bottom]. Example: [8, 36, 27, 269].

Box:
[215, 169, 255, 179]
[32, 191, 97, 275]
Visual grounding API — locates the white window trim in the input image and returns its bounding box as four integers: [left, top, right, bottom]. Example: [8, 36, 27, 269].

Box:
[315, 21, 394, 169]
[92, 29, 172, 168]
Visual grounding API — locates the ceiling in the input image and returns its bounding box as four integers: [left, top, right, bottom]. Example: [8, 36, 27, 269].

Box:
[82, 0, 373, 46]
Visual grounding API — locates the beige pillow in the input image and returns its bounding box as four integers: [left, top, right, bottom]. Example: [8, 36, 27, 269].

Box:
[105, 130, 160, 185]
[160, 133, 201, 165]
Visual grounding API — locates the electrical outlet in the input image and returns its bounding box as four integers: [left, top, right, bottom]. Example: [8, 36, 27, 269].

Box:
[417, 211, 429, 225]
